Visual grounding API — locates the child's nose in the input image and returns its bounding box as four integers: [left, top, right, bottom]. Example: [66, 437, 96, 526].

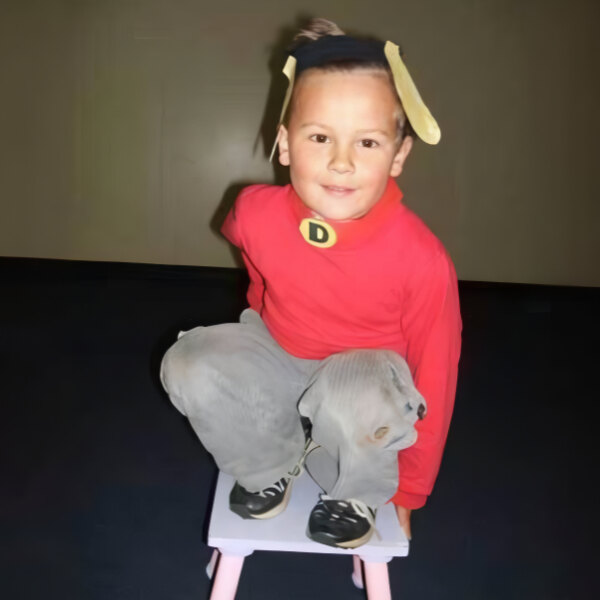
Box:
[328, 145, 354, 174]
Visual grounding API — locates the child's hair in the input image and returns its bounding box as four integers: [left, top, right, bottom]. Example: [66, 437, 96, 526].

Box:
[293, 17, 345, 42]
[288, 18, 414, 142]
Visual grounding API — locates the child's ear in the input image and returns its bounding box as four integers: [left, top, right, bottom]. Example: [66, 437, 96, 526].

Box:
[390, 135, 413, 177]
[277, 124, 290, 166]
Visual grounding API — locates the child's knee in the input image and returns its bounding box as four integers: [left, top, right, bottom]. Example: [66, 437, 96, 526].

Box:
[159, 327, 212, 408]
[303, 349, 425, 448]
[159, 340, 190, 416]
[160, 323, 253, 413]
[159, 343, 182, 396]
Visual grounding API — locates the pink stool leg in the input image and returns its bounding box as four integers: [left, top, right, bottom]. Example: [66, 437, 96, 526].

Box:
[363, 562, 392, 600]
[209, 554, 245, 600]
[206, 549, 220, 579]
[352, 555, 364, 589]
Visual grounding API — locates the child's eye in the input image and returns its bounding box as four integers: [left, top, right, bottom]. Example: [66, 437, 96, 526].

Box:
[310, 134, 330, 144]
[359, 139, 379, 148]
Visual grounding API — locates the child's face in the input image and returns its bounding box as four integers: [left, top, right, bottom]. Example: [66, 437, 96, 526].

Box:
[278, 69, 413, 221]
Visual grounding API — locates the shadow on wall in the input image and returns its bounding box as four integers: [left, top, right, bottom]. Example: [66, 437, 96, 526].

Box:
[255, 14, 316, 185]
[210, 15, 322, 268]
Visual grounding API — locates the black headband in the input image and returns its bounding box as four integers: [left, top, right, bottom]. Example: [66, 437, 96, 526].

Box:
[291, 35, 388, 75]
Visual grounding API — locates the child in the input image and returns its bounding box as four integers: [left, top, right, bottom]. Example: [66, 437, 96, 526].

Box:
[160, 18, 461, 549]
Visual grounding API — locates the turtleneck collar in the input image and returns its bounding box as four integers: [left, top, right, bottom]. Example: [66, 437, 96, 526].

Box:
[288, 177, 404, 250]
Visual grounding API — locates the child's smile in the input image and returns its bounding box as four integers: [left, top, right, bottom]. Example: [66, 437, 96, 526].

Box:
[278, 69, 412, 221]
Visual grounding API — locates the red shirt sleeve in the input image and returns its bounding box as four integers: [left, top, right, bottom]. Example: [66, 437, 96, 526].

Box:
[221, 188, 266, 313]
[390, 250, 462, 509]
[221, 197, 242, 248]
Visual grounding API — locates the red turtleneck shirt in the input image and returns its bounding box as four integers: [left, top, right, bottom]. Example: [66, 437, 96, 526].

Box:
[222, 178, 461, 509]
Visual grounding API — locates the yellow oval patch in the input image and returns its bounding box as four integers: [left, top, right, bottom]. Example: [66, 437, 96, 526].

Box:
[299, 218, 337, 248]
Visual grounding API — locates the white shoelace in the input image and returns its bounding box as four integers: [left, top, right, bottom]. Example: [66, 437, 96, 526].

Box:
[255, 439, 319, 498]
[256, 478, 288, 498]
[287, 438, 320, 478]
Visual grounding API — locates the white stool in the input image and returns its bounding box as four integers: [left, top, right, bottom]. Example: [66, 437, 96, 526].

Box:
[206, 471, 409, 599]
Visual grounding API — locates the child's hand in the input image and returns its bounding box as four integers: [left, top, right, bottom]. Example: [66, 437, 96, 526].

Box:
[395, 505, 412, 540]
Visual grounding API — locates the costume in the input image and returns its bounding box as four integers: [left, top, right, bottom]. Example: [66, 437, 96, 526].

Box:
[221, 177, 462, 509]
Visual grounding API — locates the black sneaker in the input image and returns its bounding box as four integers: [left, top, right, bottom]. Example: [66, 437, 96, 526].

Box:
[229, 439, 318, 520]
[307, 496, 377, 548]
[229, 476, 293, 520]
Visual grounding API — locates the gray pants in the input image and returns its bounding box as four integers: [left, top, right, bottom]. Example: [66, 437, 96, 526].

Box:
[160, 309, 425, 508]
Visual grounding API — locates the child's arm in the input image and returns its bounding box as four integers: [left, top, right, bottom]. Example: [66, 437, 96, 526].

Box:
[221, 187, 267, 312]
[396, 505, 413, 540]
[392, 249, 462, 512]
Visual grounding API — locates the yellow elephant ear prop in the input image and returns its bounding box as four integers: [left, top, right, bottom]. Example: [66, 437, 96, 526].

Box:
[383, 41, 441, 145]
[269, 55, 296, 163]
[269, 35, 441, 162]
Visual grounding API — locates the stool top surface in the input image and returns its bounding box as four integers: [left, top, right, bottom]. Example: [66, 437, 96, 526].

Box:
[208, 471, 409, 558]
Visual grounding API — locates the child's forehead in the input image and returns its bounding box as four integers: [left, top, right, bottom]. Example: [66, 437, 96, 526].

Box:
[291, 69, 400, 118]
[298, 67, 390, 84]
[295, 69, 395, 98]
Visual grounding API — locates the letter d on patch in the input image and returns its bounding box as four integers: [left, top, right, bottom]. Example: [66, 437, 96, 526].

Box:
[299, 218, 337, 248]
